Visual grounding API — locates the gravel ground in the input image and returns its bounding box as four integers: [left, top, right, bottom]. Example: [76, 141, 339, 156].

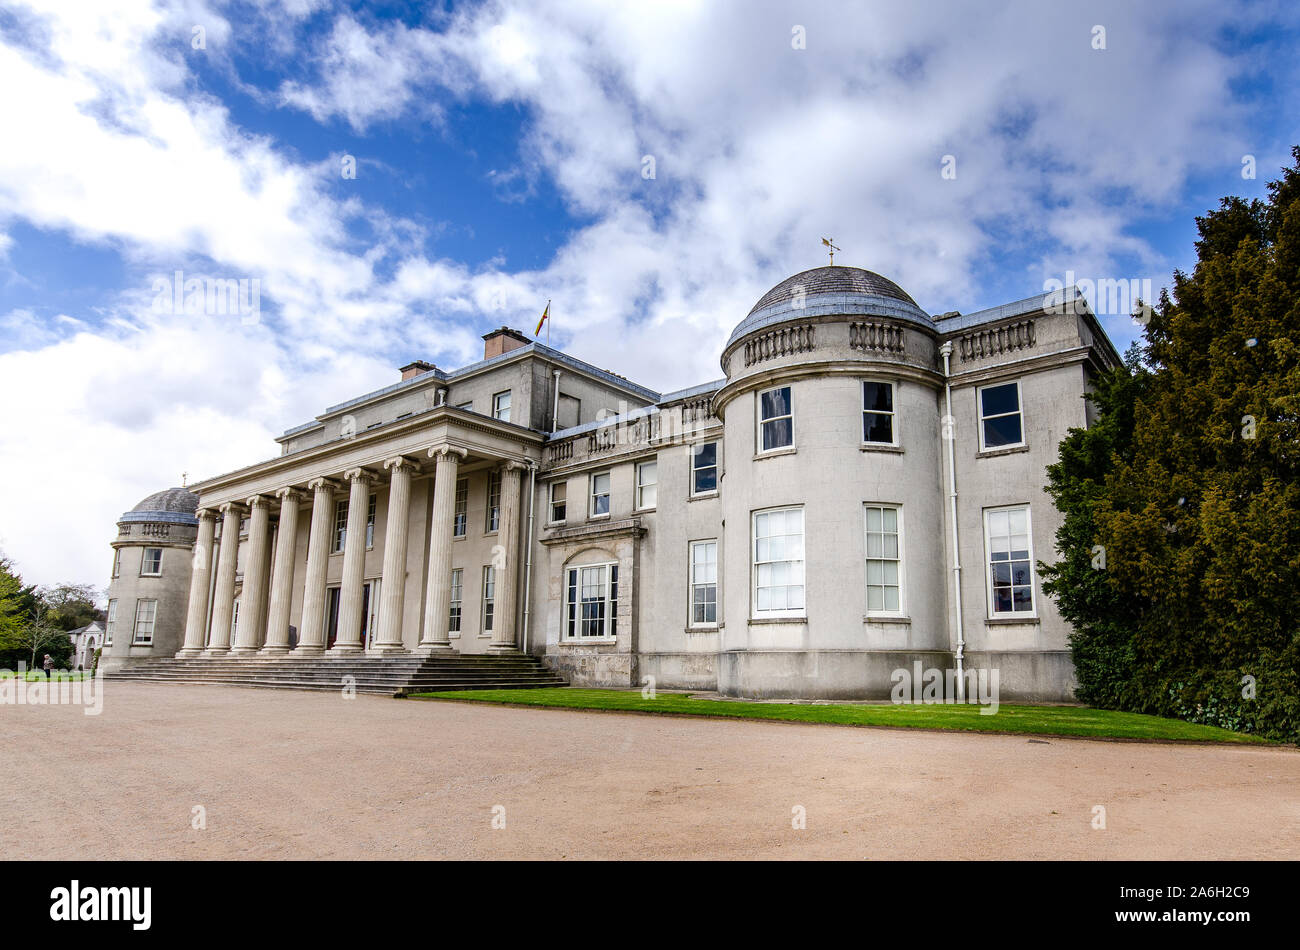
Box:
[2, 683, 1297, 860]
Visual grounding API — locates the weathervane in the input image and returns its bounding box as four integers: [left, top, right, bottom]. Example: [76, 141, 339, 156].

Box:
[821, 237, 840, 266]
[181, 471, 188, 489]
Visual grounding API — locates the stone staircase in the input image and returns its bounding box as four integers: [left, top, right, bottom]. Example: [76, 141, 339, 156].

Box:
[105, 653, 567, 696]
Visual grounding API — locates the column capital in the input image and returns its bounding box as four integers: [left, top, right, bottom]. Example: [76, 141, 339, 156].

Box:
[218, 501, 247, 517]
[275, 486, 303, 503]
[383, 456, 421, 476]
[306, 476, 342, 493]
[196, 508, 218, 523]
[499, 459, 529, 475]
[427, 444, 468, 463]
[342, 467, 373, 485]
[245, 494, 273, 510]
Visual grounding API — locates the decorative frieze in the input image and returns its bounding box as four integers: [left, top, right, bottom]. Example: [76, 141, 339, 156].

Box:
[743, 323, 816, 367]
[849, 321, 905, 354]
[958, 319, 1036, 361]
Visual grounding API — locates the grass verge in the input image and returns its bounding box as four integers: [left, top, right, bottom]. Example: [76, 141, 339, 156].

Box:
[409, 687, 1270, 744]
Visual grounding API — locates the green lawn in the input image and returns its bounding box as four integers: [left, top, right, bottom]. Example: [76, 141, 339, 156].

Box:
[409, 687, 1268, 744]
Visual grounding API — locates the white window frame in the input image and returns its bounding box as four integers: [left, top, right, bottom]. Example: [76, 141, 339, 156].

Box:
[332, 498, 348, 553]
[453, 477, 468, 537]
[105, 599, 117, 646]
[689, 540, 718, 628]
[590, 471, 611, 518]
[448, 568, 463, 637]
[862, 380, 899, 447]
[757, 385, 794, 453]
[365, 493, 377, 549]
[983, 504, 1037, 618]
[690, 441, 719, 496]
[132, 599, 157, 645]
[111, 549, 121, 578]
[481, 565, 495, 634]
[140, 547, 163, 576]
[751, 506, 805, 619]
[492, 390, 512, 422]
[863, 504, 905, 617]
[486, 472, 501, 533]
[564, 561, 619, 641]
[636, 459, 657, 510]
[977, 380, 1026, 451]
[549, 481, 567, 524]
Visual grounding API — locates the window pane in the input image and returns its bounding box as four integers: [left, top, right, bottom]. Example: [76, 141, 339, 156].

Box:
[694, 442, 716, 468]
[983, 414, 1023, 447]
[762, 417, 793, 450]
[864, 413, 893, 443]
[863, 381, 893, 413]
[981, 383, 1019, 417]
[760, 387, 791, 419]
[594, 473, 610, 494]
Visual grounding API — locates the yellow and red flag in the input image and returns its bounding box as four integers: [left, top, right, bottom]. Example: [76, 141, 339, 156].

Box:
[534, 299, 551, 336]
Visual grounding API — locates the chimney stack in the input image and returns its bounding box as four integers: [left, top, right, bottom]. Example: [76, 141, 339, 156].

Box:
[399, 360, 435, 381]
[482, 327, 531, 360]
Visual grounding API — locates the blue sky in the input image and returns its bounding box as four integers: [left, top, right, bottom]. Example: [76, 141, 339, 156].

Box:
[0, 0, 1297, 589]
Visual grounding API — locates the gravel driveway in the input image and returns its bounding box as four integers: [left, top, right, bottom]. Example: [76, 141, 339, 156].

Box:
[3, 683, 1297, 859]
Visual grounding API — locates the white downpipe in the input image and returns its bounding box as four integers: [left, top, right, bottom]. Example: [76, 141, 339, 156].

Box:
[939, 342, 967, 703]
[520, 461, 538, 653]
[551, 369, 562, 433]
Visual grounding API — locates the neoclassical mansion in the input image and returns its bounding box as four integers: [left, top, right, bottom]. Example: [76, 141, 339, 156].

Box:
[101, 265, 1119, 701]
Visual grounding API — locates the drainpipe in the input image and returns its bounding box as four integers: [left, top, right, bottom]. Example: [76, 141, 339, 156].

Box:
[551, 369, 562, 433]
[520, 460, 538, 653]
[939, 342, 967, 703]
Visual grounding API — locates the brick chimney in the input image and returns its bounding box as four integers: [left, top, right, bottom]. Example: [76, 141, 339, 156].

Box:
[482, 327, 532, 360]
[399, 360, 435, 381]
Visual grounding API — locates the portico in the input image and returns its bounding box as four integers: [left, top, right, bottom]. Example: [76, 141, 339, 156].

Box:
[180, 410, 543, 659]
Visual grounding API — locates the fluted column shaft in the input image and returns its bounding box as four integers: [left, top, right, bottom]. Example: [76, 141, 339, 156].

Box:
[231, 495, 271, 653]
[261, 488, 301, 654]
[488, 462, 525, 653]
[293, 478, 337, 655]
[204, 503, 244, 655]
[177, 509, 216, 656]
[372, 458, 416, 653]
[419, 446, 466, 652]
[331, 469, 371, 653]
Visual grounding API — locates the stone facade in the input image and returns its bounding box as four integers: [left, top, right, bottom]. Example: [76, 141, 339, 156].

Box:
[107, 269, 1120, 701]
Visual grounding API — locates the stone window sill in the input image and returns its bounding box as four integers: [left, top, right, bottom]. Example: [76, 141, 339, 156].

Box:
[861, 443, 904, 454]
[748, 616, 806, 625]
[689, 491, 720, 502]
[685, 626, 719, 634]
[985, 615, 1040, 625]
[863, 615, 911, 623]
[977, 444, 1030, 459]
[753, 447, 796, 461]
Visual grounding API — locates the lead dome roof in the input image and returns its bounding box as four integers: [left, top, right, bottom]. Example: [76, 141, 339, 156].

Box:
[727, 265, 933, 349]
[120, 486, 199, 525]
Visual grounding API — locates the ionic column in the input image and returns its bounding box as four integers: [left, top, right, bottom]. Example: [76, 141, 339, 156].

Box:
[330, 468, 372, 654]
[177, 509, 217, 657]
[371, 457, 418, 654]
[418, 445, 467, 653]
[488, 461, 526, 654]
[231, 495, 272, 653]
[292, 477, 339, 656]
[204, 502, 245, 656]
[260, 487, 301, 655]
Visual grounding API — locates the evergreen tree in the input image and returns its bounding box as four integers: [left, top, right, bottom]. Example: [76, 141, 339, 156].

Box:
[1044, 149, 1300, 741]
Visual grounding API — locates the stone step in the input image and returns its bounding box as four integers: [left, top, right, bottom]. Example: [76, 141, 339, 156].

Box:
[104, 652, 567, 695]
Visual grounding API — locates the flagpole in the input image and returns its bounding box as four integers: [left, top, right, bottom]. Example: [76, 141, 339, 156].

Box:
[547, 301, 551, 348]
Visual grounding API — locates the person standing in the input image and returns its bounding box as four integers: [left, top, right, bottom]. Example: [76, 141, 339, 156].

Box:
[42, 654, 53, 680]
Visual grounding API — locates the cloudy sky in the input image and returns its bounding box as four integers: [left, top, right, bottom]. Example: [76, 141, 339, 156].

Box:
[0, 0, 1296, 592]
